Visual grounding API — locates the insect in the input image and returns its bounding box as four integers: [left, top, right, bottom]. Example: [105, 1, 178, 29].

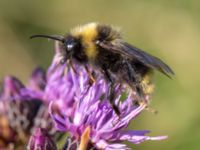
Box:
[31, 22, 174, 115]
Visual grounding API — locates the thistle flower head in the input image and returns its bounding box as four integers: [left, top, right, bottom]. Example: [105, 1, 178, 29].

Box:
[0, 42, 168, 150]
[48, 45, 167, 150]
[0, 68, 60, 149]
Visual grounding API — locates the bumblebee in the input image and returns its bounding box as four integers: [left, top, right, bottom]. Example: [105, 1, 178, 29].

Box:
[31, 23, 174, 115]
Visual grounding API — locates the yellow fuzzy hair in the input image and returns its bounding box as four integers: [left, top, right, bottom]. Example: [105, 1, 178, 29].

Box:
[71, 23, 98, 60]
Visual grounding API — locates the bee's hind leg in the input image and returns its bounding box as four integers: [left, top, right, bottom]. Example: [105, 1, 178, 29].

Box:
[123, 60, 145, 103]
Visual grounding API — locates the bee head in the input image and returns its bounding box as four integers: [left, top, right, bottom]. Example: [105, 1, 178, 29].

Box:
[63, 36, 78, 54]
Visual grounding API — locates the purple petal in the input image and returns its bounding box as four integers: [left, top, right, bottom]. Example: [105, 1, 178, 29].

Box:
[48, 101, 69, 131]
[2, 76, 24, 98]
[119, 130, 167, 144]
[29, 67, 46, 91]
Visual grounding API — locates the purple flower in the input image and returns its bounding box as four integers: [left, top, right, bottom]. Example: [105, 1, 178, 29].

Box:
[27, 128, 57, 150]
[48, 44, 167, 150]
[0, 41, 168, 150]
[0, 68, 60, 149]
[45, 45, 92, 117]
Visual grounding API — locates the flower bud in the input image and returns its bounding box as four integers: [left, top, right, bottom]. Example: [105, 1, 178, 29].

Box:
[27, 128, 57, 150]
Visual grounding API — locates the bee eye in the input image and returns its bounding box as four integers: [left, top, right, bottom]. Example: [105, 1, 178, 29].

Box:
[65, 38, 77, 51]
[67, 43, 75, 51]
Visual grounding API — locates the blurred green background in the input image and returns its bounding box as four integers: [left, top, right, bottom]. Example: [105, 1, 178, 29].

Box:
[0, 0, 199, 149]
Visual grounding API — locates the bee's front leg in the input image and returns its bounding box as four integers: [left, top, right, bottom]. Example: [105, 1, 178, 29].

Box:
[85, 65, 96, 85]
[69, 59, 78, 74]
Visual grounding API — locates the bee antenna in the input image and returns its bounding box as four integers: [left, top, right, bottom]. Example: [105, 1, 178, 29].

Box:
[30, 34, 65, 42]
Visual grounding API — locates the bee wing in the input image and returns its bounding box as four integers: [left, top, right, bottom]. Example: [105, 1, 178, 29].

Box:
[97, 41, 174, 78]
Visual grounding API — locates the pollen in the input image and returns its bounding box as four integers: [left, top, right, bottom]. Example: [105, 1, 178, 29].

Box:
[141, 74, 155, 95]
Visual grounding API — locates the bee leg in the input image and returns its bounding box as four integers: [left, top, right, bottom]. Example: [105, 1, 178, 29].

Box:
[85, 65, 96, 85]
[104, 68, 120, 116]
[109, 82, 120, 116]
[69, 59, 78, 74]
[124, 61, 145, 102]
[145, 106, 158, 114]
